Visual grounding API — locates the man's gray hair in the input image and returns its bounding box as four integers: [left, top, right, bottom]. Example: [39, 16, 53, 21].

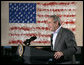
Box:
[49, 15, 61, 26]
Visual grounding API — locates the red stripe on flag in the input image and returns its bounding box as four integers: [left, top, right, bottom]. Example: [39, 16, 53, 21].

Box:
[9, 27, 50, 31]
[37, 21, 47, 23]
[71, 28, 76, 31]
[9, 40, 23, 44]
[37, 8, 76, 12]
[68, 28, 76, 31]
[32, 41, 50, 44]
[9, 40, 50, 44]
[9, 33, 51, 37]
[37, 2, 76, 6]
[64, 21, 75, 24]
[37, 14, 76, 17]
[37, 21, 75, 24]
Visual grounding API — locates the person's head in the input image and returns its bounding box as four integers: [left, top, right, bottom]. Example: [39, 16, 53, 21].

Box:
[47, 15, 61, 32]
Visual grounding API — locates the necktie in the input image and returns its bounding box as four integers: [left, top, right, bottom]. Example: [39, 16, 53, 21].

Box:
[51, 34, 53, 51]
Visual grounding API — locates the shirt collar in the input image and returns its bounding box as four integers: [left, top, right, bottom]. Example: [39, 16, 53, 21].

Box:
[53, 26, 62, 34]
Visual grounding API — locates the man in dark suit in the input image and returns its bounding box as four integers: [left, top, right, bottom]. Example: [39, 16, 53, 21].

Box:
[22, 15, 77, 64]
[47, 15, 77, 63]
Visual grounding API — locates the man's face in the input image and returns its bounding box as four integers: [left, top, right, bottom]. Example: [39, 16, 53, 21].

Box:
[47, 17, 59, 32]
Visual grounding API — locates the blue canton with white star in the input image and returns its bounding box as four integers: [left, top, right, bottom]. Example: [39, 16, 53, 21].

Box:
[9, 3, 36, 23]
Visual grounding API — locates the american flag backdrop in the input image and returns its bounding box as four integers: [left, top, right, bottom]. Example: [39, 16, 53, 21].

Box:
[9, 2, 76, 46]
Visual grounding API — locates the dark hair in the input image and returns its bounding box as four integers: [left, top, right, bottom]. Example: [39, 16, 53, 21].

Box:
[49, 15, 61, 26]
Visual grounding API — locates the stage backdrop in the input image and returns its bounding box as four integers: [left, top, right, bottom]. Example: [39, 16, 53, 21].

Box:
[1, 1, 83, 46]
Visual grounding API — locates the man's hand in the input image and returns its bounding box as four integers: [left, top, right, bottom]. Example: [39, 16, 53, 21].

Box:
[54, 51, 63, 59]
[35, 47, 43, 49]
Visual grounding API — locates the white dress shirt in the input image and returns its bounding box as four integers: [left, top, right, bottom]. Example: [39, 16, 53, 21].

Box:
[52, 26, 62, 50]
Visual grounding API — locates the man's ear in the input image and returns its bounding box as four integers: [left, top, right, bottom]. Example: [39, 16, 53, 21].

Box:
[55, 21, 58, 26]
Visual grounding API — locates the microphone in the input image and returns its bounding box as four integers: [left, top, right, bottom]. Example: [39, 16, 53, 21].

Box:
[23, 36, 37, 46]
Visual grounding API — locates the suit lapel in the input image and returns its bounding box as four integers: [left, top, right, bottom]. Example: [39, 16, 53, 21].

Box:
[51, 34, 53, 50]
[54, 27, 63, 47]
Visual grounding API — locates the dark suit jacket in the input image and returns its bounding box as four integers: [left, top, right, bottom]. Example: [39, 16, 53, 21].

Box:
[51, 27, 77, 60]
